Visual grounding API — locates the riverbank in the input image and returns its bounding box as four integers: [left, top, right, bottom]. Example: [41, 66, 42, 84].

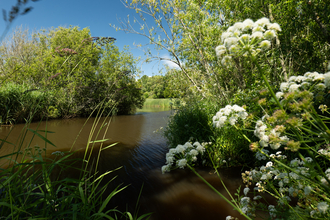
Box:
[142, 98, 179, 109]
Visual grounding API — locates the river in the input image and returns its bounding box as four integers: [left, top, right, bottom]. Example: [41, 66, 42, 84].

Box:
[0, 108, 244, 220]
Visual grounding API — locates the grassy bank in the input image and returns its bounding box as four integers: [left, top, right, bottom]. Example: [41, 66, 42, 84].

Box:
[142, 98, 179, 109]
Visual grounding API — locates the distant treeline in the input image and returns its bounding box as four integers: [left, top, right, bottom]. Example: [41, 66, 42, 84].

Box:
[137, 73, 188, 99]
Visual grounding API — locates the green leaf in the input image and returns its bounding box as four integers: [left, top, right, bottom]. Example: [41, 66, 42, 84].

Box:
[27, 128, 56, 147]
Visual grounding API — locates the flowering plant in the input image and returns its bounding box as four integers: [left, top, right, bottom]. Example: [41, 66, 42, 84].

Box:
[214, 19, 330, 219]
[161, 141, 209, 174]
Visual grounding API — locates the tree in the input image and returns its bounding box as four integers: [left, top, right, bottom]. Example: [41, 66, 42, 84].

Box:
[0, 26, 144, 119]
[115, 0, 330, 104]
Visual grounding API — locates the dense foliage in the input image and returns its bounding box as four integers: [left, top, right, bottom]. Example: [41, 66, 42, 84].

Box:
[138, 69, 188, 99]
[0, 26, 144, 124]
[114, 0, 330, 219]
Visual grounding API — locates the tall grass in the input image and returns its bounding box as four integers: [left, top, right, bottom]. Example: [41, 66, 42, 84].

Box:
[0, 99, 151, 219]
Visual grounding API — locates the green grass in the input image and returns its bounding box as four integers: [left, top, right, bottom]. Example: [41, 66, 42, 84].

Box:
[142, 98, 179, 108]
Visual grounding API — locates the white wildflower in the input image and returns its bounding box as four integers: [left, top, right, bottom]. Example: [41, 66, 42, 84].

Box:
[317, 202, 329, 214]
[229, 116, 238, 125]
[259, 40, 271, 50]
[251, 31, 263, 39]
[252, 26, 265, 33]
[280, 82, 289, 92]
[304, 186, 312, 195]
[276, 92, 284, 99]
[161, 165, 170, 174]
[255, 17, 270, 27]
[176, 145, 186, 153]
[233, 22, 244, 31]
[242, 19, 255, 30]
[266, 161, 273, 167]
[240, 197, 250, 205]
[166, 155, 174, 165]
[325, 72, 330, 88]
[288, 84, 300, 92]
[224, 37, 238, 48]
[264, 30, 276, 40]
[221, 55, 232, 66]
[244, 187, 250, 196]
[215, 45, 227, 57]
[177, 159, 187, 168]
[267, 23, 281, 32]
[221, 32, 233, 42]
[189, 149, 198, 156]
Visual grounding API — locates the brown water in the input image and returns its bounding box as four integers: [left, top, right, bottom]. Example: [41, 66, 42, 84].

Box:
[0, 110, 244, 220]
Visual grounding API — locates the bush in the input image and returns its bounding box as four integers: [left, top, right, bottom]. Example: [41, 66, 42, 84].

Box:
[163, 100, 213, 148]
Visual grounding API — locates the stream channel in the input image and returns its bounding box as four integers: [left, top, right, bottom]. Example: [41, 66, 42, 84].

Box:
[0, 107, 244, 219]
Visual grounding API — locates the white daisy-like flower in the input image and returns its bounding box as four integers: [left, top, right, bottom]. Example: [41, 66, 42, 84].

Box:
[300, 82, 311, 90]
[253, 195, 262, 200]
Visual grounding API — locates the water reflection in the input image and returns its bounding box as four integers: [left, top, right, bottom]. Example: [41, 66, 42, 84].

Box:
[0, 110, 244, 219]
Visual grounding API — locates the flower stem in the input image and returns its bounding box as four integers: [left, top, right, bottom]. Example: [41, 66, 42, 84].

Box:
[250, 53, 284, 111]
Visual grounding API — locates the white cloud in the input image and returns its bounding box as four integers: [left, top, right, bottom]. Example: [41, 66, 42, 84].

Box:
[161, 55, 181, 69]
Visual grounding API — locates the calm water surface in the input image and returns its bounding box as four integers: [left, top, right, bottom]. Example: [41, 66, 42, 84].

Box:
[0, 109, 243, 220]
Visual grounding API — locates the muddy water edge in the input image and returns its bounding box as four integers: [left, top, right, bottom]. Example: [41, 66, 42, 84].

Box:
[0, 109, 244, 220]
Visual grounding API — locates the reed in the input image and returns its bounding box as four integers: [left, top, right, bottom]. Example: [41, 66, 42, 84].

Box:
[0, 99, 151, 219]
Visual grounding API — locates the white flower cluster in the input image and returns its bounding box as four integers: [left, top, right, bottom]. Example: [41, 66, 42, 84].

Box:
[215, 17, 281, 65]
[318, 147, 330, 157]
[254, 120, 289, 150]
[241, 155, 330, 218]
[161, 141, 208, 174]
[277, 71, 330, 97]
[212, 104, 248, 129]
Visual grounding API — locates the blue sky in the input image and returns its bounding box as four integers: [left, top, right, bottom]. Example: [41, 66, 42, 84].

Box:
[0, 0, 171, 77]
